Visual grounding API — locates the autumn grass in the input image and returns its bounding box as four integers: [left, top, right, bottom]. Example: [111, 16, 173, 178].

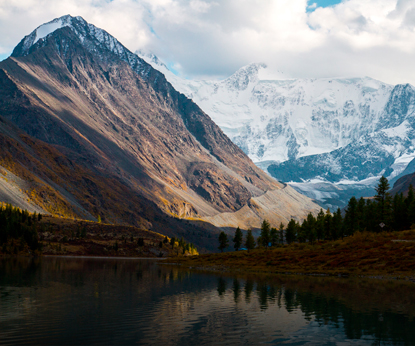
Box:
[167, 229, 415, 278]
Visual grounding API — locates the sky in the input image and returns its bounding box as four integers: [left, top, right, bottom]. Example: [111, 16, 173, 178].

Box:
[1, 0, 415, 85]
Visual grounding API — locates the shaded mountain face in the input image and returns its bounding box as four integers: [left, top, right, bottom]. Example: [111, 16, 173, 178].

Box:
[390, 171, 415, 196]
[139, 54, 415, 209]
[0, 15, 321, 248]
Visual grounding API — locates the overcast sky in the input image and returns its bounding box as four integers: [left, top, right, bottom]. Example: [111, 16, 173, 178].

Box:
[1, 0, 415, 85]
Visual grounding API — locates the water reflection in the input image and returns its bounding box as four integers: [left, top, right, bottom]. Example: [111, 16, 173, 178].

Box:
[1, 257, 415, 345]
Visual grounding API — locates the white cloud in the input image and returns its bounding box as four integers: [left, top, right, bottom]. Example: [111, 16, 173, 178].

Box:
[1, 0, 415, 85]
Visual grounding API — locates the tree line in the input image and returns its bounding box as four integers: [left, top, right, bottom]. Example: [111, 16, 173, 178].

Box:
[0, 204, 42, 253]
[218, 176, 415, 251]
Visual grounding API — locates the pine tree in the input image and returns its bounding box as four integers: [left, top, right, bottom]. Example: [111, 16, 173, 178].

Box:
[218, 231, 229, 252]
[316, 209, 325, 241]
[324, 209, 332, 240]
[365, 199, 377, 232]
[285, 219, 297, 244]
[279, 223, 284, 244]
[260, 219, 271, 248]
[331, 208, 343, 240]
[233, 227, 243, 251]
[270, 227, 278, 247]
[375, 176, 390, 226]
[298, 219, 307, 243]
[305, 212, 316, 244]
[245, 229, 256, 251]
[344, 197, 358, 236]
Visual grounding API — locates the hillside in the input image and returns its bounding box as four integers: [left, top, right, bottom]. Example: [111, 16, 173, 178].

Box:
[0, 15, 321, 249]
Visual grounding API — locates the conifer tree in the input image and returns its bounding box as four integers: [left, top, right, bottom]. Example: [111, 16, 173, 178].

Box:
[270, 227, 279, 246]
[218, 231, 229, 252]
[245, 229, 256, 251]
[285, 219, 297, 244]
[279, 223, 284, 244]
[324, 209, 332, 239]
[260, 219, 271, 248]
[233, 227, 243, 251]
[344, 197, 357, 236]
[315, 209, 325, 241]
[331, 208, 343, 240]
[375, 176, 390, 226]
[305, 213, 316, 244]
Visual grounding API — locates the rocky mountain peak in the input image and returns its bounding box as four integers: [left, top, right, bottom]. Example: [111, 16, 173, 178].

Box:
[13, 15, 85, 56]
[12, 15, 152, 77]
[223, 62, 267, 91]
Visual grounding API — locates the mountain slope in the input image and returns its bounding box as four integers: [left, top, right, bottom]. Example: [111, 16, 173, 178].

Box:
[140, 54, 415, 209]
[0, 15, 320, 247]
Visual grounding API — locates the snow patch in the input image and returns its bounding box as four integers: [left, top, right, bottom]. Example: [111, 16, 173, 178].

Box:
[34, 19, 67, 44]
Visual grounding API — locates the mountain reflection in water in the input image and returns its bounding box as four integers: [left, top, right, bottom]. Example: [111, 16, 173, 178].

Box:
[0, 256, 414, 345]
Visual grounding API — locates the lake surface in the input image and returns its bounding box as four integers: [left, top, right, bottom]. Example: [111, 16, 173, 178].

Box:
[1, 257, 415, 345]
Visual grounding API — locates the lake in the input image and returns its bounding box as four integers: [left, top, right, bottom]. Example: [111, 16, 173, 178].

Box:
[0, 256, 414, 345]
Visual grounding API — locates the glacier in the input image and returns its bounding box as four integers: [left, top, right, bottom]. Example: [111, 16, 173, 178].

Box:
[138, 52, 415, 209]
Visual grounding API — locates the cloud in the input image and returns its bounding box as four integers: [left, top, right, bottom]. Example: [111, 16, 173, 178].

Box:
[1, 0, 415, 85]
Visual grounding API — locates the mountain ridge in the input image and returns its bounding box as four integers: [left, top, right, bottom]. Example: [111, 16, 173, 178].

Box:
[0, 15, 321, 249]
[138, 51, 415, 208]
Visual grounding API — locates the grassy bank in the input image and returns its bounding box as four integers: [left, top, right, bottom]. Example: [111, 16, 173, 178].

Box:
[167, 229, 415, 277]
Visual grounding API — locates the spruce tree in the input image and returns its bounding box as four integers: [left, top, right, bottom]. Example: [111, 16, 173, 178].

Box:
[233, 227, 243, 251]
[245, 229, 256, 251]
[218, 231, 229, 252]
[305, 213, 316, 244]
[324, 209, 332, 240]
[279, 223, 284, 244]
[270, 227, 278, 246]
[375, 176, 390, 226]
[260, 219, 271, 248]
[285, 219, 297, 244]
[316, 209, 325, 241]
[344, 197, 357, 236]
[331, 208, 343, 240]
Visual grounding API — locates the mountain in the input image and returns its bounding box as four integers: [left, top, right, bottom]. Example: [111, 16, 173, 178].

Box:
[139, 55, 415, 209]
[0, 15, 321, 250]
[390, 170, 415, 196]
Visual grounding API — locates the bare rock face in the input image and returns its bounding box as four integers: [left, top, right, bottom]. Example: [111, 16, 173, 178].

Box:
[0, 15, 321, 248]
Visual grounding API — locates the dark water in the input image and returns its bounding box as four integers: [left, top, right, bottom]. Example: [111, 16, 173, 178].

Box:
[1, 257, 415, 345]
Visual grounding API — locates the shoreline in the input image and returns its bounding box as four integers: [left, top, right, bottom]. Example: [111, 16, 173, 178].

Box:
[162, 261, 415, 282]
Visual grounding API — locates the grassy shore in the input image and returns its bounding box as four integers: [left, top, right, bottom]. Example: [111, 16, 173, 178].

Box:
[166, 229, 415, 278]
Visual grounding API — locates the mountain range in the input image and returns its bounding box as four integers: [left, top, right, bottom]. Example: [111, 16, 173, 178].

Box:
[139, 53, 415, 209]
[0, 15, 321, 250]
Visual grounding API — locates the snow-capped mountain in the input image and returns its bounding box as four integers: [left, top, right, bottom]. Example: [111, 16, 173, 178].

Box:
[0, 15, 323, 252]
[138, 53, 415, 208]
